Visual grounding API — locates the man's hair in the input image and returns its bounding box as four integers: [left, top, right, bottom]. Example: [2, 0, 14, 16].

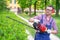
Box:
[46, 5, 54, 9]
[48, 5, 54, 9]
[46, 5, 55, 13]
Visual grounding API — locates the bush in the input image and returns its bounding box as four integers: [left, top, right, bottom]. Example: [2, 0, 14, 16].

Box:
[0, 11, 27, 40]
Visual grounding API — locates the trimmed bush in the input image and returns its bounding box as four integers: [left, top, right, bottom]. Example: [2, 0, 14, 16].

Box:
[0, 11, 27, 40]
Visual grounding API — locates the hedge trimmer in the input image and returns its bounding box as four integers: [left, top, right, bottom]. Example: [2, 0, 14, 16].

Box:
[6, 16, 34, 29]
[6, 16, 51, 33]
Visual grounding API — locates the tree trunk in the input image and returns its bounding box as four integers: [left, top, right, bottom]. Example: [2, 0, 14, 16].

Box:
[56, 0, 59, 16]
[21, 8, 24, 13]
[45, 0, 47, 8]
[29, 6, 31, 16]
[34, 1, 37, 16]
[29, 0, 31, 16]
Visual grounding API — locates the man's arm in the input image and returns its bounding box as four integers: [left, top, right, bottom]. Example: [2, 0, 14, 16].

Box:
[47, 20, 58, 34]
[51, 20, 58, 34]
[29, 14, 42, 23]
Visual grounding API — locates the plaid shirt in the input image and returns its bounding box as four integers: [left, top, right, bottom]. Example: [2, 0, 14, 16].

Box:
[33, 14, 58, 30]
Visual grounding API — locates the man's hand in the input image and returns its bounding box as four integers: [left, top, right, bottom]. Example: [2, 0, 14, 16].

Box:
[29, 18, 34, 23]
[29, 18, 40, 23]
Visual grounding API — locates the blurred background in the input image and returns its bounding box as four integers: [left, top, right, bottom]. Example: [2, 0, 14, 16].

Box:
[0, 0, 60, 40]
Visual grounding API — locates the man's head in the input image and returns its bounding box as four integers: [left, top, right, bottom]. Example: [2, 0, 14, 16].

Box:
[45, 6, 55, 15]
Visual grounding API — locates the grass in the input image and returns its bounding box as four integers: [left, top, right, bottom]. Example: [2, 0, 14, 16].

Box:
[19, 13, 60, 38]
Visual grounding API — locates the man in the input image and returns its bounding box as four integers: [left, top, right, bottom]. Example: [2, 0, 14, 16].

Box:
[29, 6, 58, 40]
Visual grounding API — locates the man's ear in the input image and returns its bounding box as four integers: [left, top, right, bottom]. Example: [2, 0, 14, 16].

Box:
[52, 9, 55, 13]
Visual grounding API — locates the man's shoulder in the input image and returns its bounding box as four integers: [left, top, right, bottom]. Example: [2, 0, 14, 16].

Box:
[51, 17, 56, 23]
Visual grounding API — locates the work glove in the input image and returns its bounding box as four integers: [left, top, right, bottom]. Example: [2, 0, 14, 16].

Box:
[34, 19, 40, 23]
[33, 19, 40, 30]
[33, 22, 38, 30]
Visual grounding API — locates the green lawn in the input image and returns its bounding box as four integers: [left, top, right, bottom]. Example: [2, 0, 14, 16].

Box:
[19, 13, 60, 38]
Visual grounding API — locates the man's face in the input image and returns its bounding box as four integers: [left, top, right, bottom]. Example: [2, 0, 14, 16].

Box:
[45, 7, 53, 15]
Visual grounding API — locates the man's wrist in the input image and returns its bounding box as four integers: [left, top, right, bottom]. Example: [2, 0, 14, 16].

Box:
[34, 19, 40, 23]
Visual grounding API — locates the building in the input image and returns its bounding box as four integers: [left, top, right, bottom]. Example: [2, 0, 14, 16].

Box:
[6, 0, 19, 9]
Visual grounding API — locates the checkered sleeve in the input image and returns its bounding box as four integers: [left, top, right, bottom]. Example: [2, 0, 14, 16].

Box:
[52, 19, 58, 31]
[33, 14, 42, 20]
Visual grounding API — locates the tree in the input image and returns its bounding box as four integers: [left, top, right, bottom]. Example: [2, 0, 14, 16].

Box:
[18, 0, 37, 15]
[56, 0, 59, 16]
[28, 0, 37, 16]
[18, 0, 27, 12]
[29, 0, 32, 16]
[45, 0, 48, 8]
[0, 0, 7, 11]
[34, 1, 37, 16]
